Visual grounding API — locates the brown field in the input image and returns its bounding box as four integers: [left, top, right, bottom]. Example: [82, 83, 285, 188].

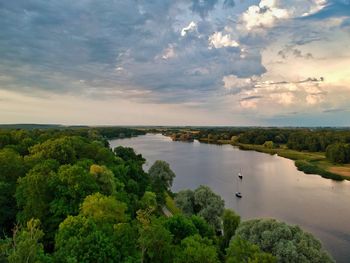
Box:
[328, 165, 350, 177]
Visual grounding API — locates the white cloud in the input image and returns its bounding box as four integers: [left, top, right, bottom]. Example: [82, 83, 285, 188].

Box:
[208, 32, 239, 49]
[306, 94, 324, 105]
[161, 44, 176, 60]
[240, 98, 259, 109]
[303, 0, 327, 16]
[270, 92, 295, 105]
[181, 21, 197, 37]
[241, 0, 289, 31]
[223, 75, 254, 90]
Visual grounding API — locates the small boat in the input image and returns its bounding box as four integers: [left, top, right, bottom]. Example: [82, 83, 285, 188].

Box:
[235, 192, 242, 198]
[238, 168, 243, 179]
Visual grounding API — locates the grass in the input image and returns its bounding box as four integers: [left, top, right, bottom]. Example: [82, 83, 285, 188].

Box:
[232, 142, 349, 181]
[165, 192, 181, 215]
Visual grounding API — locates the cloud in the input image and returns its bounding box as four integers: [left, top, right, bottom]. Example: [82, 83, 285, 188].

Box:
[270, 92, 295, 105]
[181, 21, 198, 37]
[208, 32, 239, 49]
[0, 0, 350, 125]
[278, 47, 313, 59]
[160, 44, 177, 60]
[240, 0, 289, 31]
[239, 96, 260, 109]
[222, 75, 254, 90]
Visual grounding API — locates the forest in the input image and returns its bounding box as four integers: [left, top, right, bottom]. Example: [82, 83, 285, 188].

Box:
[0, 127, 334, 262]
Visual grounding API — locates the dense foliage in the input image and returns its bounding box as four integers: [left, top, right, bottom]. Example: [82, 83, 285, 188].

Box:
[0, 127, 334, 262]
[234, 219, 333, 263]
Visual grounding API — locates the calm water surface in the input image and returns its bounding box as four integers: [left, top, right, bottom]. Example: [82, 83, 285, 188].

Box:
[110, 134, 350, 262]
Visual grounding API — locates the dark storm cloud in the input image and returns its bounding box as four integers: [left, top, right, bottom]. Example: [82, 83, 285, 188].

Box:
[0, 0, 286, 103]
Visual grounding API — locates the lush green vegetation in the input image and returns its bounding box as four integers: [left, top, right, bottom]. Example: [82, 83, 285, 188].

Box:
[0, 128, 334, 262]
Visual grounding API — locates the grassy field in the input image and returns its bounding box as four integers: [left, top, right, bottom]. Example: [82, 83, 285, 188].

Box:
[232, 142, 350, 181]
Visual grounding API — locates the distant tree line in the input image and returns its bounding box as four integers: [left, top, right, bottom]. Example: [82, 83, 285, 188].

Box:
[170, 128, 350, 164]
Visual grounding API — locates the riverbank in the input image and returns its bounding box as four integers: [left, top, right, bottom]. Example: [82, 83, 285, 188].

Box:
[230, 141, 348, 181]
[157, 133, 350, 181]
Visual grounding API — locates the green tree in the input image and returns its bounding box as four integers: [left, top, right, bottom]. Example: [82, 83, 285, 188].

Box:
[0, 148, 25, 235]
[194, 185, 225, 231]
[54, 215, 117, 263]
[89, 164, 116, 195]
[175, 186, 225, 231]
[149, 160, 176, 204]
[139, 191, 157, 211]
[28, 137, 78, 165]
[234, 219, 334, 263]
[175, 189, 195, 216]
[54, 193, 130, 263]
[326, 143, 350, 164]
[138, 219, 174, 263]
[114, 146, 145, 164]
[163, 214, 198, 244]
[16, 160, 58, 224]
[226, 236, 276, 263]
[190, 215, 215, 239]
[49, 164, 98, 224]
[222, 209, 241, 250]
[263, 141, 275, 149]
[7, 219, 50, 263]
[80, 193, 128, 226]
[174, 234, 219, 263]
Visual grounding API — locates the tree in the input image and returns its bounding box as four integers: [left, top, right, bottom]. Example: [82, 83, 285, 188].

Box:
[114, 146, 145, 164]
[175, 186, 225, 231]
[49, 164, 98, 224]
[326, 143, 350, 164]
[163, 214, 198, 244]
[225, 236, 276, 263]
[174, 234, 219, 263]
[149, 160, 176, 204]
[139, 191, 157, 211]
[54, 193, 129, 263]
[28, 137, 78, 165]
[263, 141, 275, 149]
[16, 160, 59, 224]
[80, 193, 128, 227]
[89, 164, 116, 195]
[234, 219, 334, 263]
[190, 215, 215, 239]
[6, 219, 50, 263]
[194, 186, 225, 231]
[222, 209, 241, 250]
[0, 149, 25, 235]
[138, 219, 174, 263]
[54, 215, 117, 263]
[175, 189, 195, 216]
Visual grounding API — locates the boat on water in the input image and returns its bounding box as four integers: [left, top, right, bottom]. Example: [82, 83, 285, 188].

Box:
[238, 168, 243, 179]
[235, 169, 242, 198]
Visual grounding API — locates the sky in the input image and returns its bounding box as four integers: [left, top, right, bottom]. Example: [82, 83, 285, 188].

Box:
[0, 0, 350, 126]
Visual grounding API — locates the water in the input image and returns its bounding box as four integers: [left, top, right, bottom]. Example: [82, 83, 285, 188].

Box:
[110, 134, 350, 262]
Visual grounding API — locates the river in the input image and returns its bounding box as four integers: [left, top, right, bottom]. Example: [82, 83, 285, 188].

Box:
[109, 133, 350, 262]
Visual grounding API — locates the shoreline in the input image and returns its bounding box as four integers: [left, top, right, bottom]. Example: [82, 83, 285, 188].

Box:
[166, 135, 349, 181]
